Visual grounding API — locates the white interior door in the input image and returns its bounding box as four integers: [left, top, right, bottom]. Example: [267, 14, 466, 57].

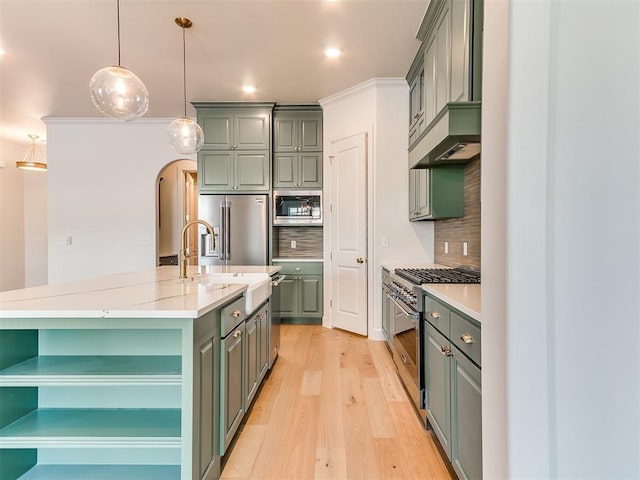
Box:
[330, 133, 368, 335]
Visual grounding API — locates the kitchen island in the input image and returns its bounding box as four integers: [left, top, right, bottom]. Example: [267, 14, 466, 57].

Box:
[0, 265, 279, 480]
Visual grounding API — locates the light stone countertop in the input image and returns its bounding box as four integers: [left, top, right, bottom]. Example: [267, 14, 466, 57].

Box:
[0, 265, 280, 320]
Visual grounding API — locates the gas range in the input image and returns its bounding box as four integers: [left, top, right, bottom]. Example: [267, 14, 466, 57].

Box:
[394, 266, 481, 286]
[382, 266, 480, 313]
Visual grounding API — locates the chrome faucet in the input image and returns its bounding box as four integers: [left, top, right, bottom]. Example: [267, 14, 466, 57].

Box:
[179, 219, 215, 279]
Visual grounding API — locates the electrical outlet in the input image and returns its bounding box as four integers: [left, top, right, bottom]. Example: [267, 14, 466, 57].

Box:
[463, 241, 468, 256]
[444, 241, 449, 254]
[291, 240, 297, 249]
[381, 236, 389, 248]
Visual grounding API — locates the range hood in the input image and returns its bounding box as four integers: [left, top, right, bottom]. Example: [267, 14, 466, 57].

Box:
[409, 101, 481, 168]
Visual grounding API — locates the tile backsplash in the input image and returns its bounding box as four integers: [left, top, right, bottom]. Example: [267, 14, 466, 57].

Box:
[274, 226, 323, 258]
[434, 158, 481, 269]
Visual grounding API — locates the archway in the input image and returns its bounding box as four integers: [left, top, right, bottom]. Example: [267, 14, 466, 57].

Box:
[155, 159, 197, 266]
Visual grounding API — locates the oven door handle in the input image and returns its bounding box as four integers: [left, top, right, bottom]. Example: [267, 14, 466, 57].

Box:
[384, 287, 419, 321]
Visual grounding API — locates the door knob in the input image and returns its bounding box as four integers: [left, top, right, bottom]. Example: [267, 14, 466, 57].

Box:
[356, 258, 365, 264]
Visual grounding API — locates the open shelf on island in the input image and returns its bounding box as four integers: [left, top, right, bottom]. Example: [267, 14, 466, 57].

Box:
[17, 464, 180, 480]
[0, 356, 181, 386]
[0, 409, 181, 448]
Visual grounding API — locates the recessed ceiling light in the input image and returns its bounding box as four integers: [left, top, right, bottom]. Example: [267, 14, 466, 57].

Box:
[324, 47, 342, 58]
[242, 85, 256, 94]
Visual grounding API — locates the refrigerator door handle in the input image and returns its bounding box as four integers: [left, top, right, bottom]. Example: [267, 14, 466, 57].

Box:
[225, 202, 231, 261]
[220, 202, 227, 261]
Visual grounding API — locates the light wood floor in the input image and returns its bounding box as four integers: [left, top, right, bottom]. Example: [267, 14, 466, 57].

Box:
[220, 324, 452, 480]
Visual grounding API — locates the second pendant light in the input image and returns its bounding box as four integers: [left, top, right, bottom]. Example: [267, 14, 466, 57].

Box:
[167, 17, 204, 155]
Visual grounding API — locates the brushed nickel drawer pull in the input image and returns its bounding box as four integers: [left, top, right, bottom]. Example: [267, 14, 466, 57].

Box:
[232, 330, 242, 338]
[431, 311, 440, 319]
[461, 333, 474, 344]
[232, 310, 241, 318]
[295, 267, 301, 271]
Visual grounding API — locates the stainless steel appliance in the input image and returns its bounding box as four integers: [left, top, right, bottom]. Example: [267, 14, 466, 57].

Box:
[382, 266, 480, 424]
[273, 190, 322, 225]
[198, 194, 269, 265]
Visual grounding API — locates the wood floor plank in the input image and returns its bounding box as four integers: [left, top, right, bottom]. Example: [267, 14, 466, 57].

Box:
[221, 325, 452, 480]
[300, 369, 322, 395]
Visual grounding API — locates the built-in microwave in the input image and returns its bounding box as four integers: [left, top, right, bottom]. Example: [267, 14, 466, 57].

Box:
[273, 190, 322, 225]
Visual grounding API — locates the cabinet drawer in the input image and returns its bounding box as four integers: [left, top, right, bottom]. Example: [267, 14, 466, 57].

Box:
[220, 296, 247, 336]
[424, 295, 450, 337]
[273, 262, 323, 276]
[450, 311, 481, 367]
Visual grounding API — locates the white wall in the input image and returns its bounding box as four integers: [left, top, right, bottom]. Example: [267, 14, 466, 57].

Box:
[483, 0, 640, 477]
[45, 118, 195, 283]
[320, 78, 434, 339]
[23, 170, 48, 287]
[0, 140, 26, 291]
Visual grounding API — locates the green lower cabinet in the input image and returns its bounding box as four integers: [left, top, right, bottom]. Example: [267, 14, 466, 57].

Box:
[272, 271, 323, 322]
[220, 321, 245, 455]
[424, 293, 482, 479]
[451, 344, 482, 480]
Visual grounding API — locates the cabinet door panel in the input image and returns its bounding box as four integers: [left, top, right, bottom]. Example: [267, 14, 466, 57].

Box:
[435, 5, 451, 115]
[200, 152, 233, 190]
[274, 153, 297, 187]
[300, 116, 322, 151]
[235, 114, 270, 149]
[424, 35, 437, 125]
[273, 278, 297, 316]
[274, 116, 297, 151]
[235, 152, 269, 191]
[202, 115, 233, 149]
[245, 316, 259, 406]
[451, 347, 482, 480]
[258, 306, 269, 379]
[450, 0, 470, 102]
[197, 338, 216, 479]
[425, 323, 451, 457]
[300, 275, 322, 316]
[221, 326, 244, 454]
[417, 169, 430, 217]
[299, 153, 322, 187]
[409, 169, 418, 219]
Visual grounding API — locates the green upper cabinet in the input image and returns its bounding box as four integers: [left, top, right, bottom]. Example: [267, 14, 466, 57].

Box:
[409, 166, 464, 220]
[408, 0, 482, 150]
[194, 102, 274, 193]
[195, 106, 272, 150]
[274, 111, 322, 152]
[199, 150, 270, 192]
[273, 152, 322, 189]
[273, 106, 323, 189]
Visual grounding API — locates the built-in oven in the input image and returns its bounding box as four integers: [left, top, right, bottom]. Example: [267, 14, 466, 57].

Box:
[273, 190, 322, 225]
[382, 274, 425, 423]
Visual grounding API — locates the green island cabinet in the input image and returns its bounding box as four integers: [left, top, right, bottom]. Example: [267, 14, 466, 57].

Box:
[423, 293, 482, 480]
[409, 167, 464, 220]
[0, 302, 238, 480]
[407, 0, 483, 150]
[271, 261, 323, 323]
[194, 103, 274, 193]
[273, 106, 323, 189]
[219, 299, 269, 455]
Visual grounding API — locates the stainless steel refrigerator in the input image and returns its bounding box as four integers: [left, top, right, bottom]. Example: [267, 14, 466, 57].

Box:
[197, 194, 269, 265]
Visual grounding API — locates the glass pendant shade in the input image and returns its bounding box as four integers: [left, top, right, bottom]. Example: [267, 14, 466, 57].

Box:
[167, 117, 204, 155]
[89, 65, 149, 121]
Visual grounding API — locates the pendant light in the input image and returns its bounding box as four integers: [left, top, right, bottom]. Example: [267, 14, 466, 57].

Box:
[16, 134, 47, 172]
[167, 17, 204, 155]
[89, 0, 149, 121]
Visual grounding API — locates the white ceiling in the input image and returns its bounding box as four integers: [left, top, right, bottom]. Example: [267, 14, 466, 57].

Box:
[0, 0, 427, 147]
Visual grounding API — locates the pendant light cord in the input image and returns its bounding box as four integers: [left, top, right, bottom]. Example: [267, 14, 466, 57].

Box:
[182, 26, 187, 118]
[116, 0, 121, 66]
